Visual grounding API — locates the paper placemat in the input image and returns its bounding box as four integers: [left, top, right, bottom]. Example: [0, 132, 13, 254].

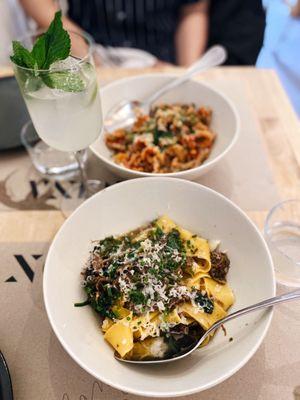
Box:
[1, 241, 300, 400]
[0, 79, 279, 213]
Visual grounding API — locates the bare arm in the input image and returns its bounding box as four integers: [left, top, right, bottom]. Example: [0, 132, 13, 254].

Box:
[175, 0, 209, 66]
[19, 0, 94, 61]
[19, 0, 81, 32]
[291, 0, 300, 16]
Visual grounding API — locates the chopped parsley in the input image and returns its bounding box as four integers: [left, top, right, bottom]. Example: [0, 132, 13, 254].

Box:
[129, 290, 146, 305]
[98, 236, 121, 258]
[166, 229, 184, 252]
[76, 219, 214, 319]
[195, 292, 214, 314]
[149, 225, 164, 241]
[83, 282, 120, 319]
[74, 299, 90, 307]
[153, 128, 173, 146]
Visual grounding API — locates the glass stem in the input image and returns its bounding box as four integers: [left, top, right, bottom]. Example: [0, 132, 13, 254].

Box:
[74, 150, 88, 197]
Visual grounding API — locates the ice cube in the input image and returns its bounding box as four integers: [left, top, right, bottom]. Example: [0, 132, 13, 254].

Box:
[27, 84, 71, 100]
[51, 88, 73, 98]
[23, 74, 43, 93]
[27, 85, 54, 100]
[49, 56, 89, 92]
[50, 56, 80, 72]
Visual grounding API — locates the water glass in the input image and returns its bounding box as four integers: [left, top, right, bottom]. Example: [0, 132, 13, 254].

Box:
[264, 199, 300, 287]
[21, 120, 87, 180]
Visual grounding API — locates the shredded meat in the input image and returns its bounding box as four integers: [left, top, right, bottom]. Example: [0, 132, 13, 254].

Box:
[210, 251, 230, 283]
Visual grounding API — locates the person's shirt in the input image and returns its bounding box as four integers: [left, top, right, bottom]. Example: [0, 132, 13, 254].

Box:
[67, 0, 198, 63]
[209, 0, 266, 65]
[257, 0, 300, 116]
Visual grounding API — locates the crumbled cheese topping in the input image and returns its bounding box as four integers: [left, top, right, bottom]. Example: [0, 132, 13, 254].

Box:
[83, 222, 214, 333]
[133, 133, 154, 146]
[208, 239, 220, 251]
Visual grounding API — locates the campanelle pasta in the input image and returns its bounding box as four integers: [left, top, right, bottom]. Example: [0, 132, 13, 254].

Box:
[77, 216, 234, 360]
[105, 104, 216, 174]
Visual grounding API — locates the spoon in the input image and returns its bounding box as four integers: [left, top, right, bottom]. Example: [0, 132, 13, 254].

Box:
[104, 45, 227, 132]
[115, 288, 300, 364]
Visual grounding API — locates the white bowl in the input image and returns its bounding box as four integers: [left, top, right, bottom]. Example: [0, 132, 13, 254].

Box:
[91, 74, 240, 180]
[44, 178, 275, 397]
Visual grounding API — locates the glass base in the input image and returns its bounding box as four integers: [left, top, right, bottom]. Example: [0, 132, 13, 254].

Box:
[60, 179, 104, 216]
[21, 120, 88, 181]
[84, 179, 104, 197]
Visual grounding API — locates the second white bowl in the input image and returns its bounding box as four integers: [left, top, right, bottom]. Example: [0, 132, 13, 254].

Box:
[91, 74, 240, 180]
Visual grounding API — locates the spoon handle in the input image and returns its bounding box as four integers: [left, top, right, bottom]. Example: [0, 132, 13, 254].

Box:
[205, 288, 300, 338]
[145, 45, 227, 106]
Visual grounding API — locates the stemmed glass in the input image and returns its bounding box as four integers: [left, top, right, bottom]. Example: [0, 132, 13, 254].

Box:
[11, 29, 103, 204]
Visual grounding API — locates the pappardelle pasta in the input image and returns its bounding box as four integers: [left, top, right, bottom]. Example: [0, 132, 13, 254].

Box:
[77, 216, 234, 360]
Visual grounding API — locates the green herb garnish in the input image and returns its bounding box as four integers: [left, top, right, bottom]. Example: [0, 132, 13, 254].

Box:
[93, 286, 120, 319]
[80, 282, 120, 319]
[10, 11, 85, 92]
[166, 229, 184, 253]
[77, 221, 189, 318]
[107, 261, 120, 279]
[153, 128, 173, 146]
[11, 41, 36, 70]
[149, 225, 164, 241]
[41, 71, 85, 92]
[74, 299, 90, 307]
[129, 290, 146, 305]
[195, 292, 214, 314]
[98, 236, 121, 258]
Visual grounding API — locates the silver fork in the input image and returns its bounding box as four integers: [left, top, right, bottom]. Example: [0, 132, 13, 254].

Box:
[115, 288, 300, 364]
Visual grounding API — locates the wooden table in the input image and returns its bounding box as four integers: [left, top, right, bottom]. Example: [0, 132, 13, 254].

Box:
[1, 66, 300, 243]
[1, 66, 300, 400]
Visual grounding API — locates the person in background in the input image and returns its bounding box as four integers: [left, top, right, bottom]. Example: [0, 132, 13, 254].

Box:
[19, 0, 209, 66]
[18, 0, 265, 66]
[208, 0, 265, 65]
[0, 0, 28, 66]
[257, 0, 300, 117]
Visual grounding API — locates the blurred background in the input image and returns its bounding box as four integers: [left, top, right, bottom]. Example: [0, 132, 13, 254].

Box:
[0, 0, 300, 116]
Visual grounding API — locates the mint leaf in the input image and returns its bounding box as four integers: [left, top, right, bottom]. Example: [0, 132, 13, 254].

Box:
[11, 11, 70, 71]
[41, 71, 85, 92]
[10, 11, 85, 93]
[31, 34, 47, 68]
[42, 10, 71, 69]
[10, 41, 36, 69]
[30, 11, 71, 69]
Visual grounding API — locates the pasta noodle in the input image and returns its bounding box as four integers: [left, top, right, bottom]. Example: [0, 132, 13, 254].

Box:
[77, 216, 234, 360]
[105, 104, 216, 174]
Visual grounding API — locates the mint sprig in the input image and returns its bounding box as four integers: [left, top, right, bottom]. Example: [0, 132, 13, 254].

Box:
[42, 71, 85, 92]
[34, 11, 71, 69]
[11, 41, 36, 69]
[10, 11, 85, 92]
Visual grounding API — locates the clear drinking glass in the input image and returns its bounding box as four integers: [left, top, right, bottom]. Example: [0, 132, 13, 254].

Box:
[11, 29, 103, 197]
[21, 120, 87, 180]
[264, 199, 300, 287]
